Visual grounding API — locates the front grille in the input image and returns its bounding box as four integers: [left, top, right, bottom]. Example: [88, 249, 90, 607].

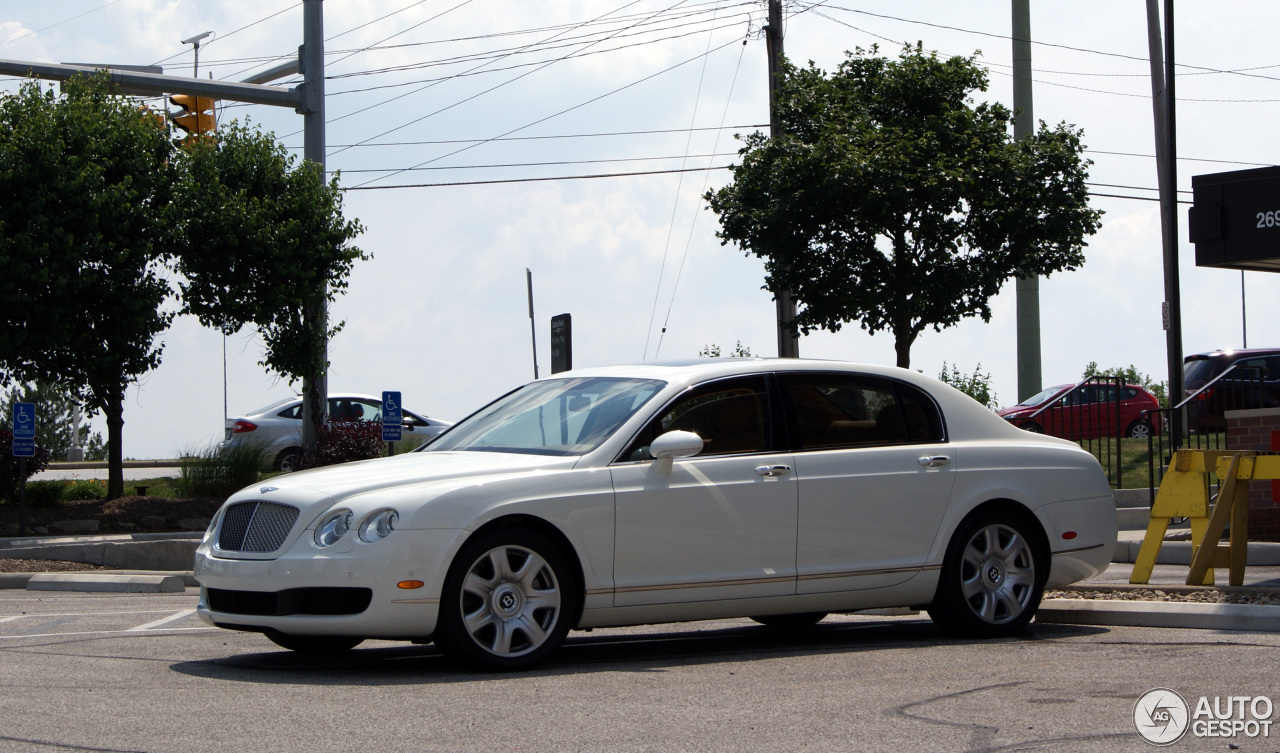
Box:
[217, 501, 299, 553]
[207, 587, 373, 616]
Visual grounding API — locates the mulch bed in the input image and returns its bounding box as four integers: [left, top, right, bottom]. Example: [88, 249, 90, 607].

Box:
[0, 495, 223, 536]
[0, 558, 115, 573]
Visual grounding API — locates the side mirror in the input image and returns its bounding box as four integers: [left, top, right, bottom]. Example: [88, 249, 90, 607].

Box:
[649, 430, 703, 473]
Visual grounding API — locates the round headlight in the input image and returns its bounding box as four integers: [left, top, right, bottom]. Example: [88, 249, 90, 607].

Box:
[359, 509, 398, 543]
[314, 510, 352, 547]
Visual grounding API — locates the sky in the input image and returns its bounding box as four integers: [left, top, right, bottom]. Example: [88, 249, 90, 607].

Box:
[2, 0, 1279, 460]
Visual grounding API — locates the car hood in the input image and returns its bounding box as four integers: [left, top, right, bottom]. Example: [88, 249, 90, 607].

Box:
[225, 451, 581, 522]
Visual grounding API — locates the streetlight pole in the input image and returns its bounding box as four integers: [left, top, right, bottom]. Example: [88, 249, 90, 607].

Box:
[180, 31, 213, 78]
[300, 0, 328, 453]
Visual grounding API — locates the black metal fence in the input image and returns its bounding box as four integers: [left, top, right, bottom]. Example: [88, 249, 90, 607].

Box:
[1012, 375, 1134, 489]
[1144, 363, 1266, 502]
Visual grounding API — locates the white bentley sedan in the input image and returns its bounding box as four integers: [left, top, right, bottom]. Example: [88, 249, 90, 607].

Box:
[194, 359, 1116, 670]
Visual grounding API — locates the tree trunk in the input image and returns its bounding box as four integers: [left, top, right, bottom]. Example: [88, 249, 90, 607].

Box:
[103, 386, 125, 500]
[894, 332, 912, 369]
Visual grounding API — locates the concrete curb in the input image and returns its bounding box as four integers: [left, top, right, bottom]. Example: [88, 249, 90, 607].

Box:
[0, 539, 199, 571]
[1111, 535, 1280, 566]
[0, 570, 198, 589]
[26, 573, 186, 594]
[1038, 598, 1280, 632]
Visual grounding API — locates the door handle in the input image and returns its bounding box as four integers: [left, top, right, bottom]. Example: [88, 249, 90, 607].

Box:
[754, 464, 791, 477]
[918, 455, 950, 468]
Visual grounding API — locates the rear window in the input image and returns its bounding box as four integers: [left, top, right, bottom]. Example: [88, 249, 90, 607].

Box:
[1183, 358, 1220, 385]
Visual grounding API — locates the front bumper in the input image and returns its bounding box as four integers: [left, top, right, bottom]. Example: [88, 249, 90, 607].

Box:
[194, 527, 466, 639]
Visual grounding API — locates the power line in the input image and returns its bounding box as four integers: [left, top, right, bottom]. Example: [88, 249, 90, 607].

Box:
[340, 165, 731, 190]
[1086, 149, 1274, 168]
[346, 2, 750, 184]
[281, 123, 765, 151]
[151, 2, 300, 68]
[0, 0, 126, 48]
[337, 151, 738, 173]
[296, 0, 652, 145]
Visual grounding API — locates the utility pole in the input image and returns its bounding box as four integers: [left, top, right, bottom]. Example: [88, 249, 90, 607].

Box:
[1145, 0, 1183, 444]
[766, 0, 799, 359]
[299, 0, 328, 452]
[1012, 0, 1041, 403]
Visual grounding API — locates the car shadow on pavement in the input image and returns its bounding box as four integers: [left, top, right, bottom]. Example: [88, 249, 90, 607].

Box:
[167, 618, 1107, 686]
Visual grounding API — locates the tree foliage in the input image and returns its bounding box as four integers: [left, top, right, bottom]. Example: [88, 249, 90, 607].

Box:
[699, 341, 754, 358]
[170, 122, 366, 385]
[0, 76, 175, 498]
[706, 45, 1103, 368]
[0, 75, 365, 498]
[936, 362, 998, 410]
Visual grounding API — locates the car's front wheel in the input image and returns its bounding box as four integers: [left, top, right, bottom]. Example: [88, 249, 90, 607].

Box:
[927, 509, 1047, 638]
[266, 633, 363, 653]
[434, 529, 579, 671]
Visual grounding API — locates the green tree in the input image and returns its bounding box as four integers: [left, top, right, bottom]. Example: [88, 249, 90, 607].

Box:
[706, 45, 1103, 368]
[937, 362, 998, 410]
[0, 75, 175, 499]
[1082, 361, 1168, 407]
[169, 121, 366, 449]
[699, 341, 754, 358]
[0, 382, 106, 460]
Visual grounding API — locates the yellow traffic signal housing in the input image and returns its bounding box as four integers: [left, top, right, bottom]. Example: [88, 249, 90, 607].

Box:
[169, 93, 217, 139]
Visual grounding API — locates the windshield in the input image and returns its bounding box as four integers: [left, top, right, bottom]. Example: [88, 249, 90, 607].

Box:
[1017, 385, 1068, 407]
[424, 377, 666, 456]
[246, 397, 297, 416]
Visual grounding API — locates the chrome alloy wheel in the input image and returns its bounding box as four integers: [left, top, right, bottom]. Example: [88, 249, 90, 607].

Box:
[959, 523, 1036, 625]
[459, 544, 563, 658]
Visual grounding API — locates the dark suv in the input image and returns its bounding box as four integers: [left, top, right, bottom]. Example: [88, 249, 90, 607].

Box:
[1183, 349, 1280, 431]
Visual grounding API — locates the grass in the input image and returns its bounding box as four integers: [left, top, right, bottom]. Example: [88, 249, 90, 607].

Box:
[174, 440, 273, 498]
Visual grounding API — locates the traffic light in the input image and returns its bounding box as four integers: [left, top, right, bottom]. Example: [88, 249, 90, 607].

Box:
[169, 94, 217, 141]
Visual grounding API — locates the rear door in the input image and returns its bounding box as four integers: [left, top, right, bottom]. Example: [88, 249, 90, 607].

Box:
[778, 373, 957, 593]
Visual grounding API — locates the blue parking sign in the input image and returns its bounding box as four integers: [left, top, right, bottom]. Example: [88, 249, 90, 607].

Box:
[382, 391, 402, 442]
[12, 402, 35, 457]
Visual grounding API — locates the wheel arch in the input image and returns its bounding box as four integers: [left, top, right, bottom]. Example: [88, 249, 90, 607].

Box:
[458, 513, 587, 626]
[942, 498, 1052, 570]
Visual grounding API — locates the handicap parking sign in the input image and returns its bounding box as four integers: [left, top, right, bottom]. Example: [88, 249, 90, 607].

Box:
[12, 402, 35, 457]
[382, 391, 402, 442]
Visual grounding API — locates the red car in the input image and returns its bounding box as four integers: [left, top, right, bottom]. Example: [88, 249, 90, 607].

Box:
[998, 382, 1163, 440]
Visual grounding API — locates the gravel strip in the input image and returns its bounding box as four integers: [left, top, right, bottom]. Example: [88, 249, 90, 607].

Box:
[0, 559, 115, 573]
[1047, 587, 1280, 606]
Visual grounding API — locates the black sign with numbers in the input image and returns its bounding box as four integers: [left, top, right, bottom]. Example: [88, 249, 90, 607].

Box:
[1190, 165, 1280, 272]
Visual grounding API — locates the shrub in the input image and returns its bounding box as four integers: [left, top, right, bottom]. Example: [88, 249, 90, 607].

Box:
[297, 420, 383, 470]
[175, 440, 271, 498]
[62, 478, 106, 500]
[938, 362, 999, 410]
[0, 428, 51, 503]
[24, 481, 64, 508]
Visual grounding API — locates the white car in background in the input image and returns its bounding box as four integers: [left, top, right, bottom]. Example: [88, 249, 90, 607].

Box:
[196, 359, 1116, 671]
[222, 394, 453, 472]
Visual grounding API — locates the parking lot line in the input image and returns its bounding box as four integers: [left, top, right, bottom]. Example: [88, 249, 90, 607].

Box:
[127, 608, 196, 632]
[0, 626, 215, 640]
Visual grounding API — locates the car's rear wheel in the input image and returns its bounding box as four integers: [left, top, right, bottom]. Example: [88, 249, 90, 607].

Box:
[750, 612, 828, 628]
[274, 447, 303, 473]
[1126, 420, 1153, 439]
[266, 633, 363, 653]
[927, 509, 1047, 638]
[434, 529, 578, 671]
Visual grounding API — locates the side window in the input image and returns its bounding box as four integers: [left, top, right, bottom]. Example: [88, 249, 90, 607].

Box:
[621, 376, 770, 461]
[277, 405, 302, 419]
[780, 374, 904, 449]
[328, 399, 371, 422]
[780, 373, 944, 449]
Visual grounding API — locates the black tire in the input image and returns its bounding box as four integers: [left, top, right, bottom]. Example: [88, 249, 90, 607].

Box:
[1020, 422, 1043, 434]
[274, 447, 303, 473]
[1126, 420, 1153, 440]
[434, 528, 580, 671]
[750, 612, 828, 629]
[927, 508, 1048, 638]
[266, 633, 363, 653]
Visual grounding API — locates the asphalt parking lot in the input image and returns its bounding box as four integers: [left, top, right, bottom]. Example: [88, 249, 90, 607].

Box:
[1, 587, 1277, 753]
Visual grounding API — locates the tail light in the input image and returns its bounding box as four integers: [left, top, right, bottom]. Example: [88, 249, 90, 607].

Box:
[1195, 389, 1213, 402]
[231, 420, 257, 433]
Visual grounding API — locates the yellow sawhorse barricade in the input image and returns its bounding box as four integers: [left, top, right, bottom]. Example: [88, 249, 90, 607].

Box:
[1131, 450, 1280, 587]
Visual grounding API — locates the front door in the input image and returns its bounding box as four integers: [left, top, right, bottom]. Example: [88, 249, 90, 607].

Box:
[610, 375, 797, 606]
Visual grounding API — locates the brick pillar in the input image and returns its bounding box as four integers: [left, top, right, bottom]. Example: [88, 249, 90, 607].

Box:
[1226, 408, 1280, 541]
